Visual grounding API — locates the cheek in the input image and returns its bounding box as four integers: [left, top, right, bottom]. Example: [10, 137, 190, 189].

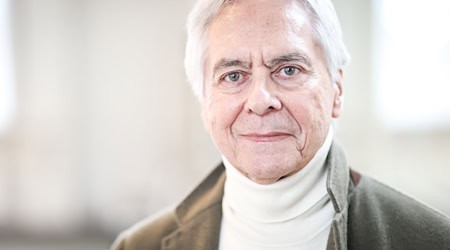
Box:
[205, 94, 244, 135]
[284, 90, 331, 130]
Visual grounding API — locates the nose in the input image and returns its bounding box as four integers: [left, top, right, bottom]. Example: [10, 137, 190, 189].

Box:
[245, 78, 282, 115]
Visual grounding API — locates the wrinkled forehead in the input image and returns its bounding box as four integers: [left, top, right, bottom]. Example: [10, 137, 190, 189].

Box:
[204, 0, 316, 66]
[212, 0, 311, 33]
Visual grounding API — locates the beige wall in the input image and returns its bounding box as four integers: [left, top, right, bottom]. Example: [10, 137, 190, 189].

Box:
[0, 0, 448, 240]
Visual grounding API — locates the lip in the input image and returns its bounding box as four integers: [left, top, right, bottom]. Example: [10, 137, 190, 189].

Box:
[240, 132, 292, 142]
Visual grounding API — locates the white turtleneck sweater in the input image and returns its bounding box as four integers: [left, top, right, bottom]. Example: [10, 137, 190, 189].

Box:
[219, 128, 335, 250]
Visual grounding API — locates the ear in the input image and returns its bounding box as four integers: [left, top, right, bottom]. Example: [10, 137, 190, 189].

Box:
[332, 69, 344, 118]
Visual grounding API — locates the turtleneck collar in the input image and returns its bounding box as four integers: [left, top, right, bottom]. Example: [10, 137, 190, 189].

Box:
[222, 126, 333, 222]
[219, 127, 335, 249]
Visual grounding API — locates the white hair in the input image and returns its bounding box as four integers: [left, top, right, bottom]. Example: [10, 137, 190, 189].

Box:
[185, 0, 350, 101]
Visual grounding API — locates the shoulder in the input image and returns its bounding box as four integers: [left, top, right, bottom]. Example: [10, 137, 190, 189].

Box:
[348, 175, 450, 249]
[111, 164, 226, 250]
[111, 207, 179, 250]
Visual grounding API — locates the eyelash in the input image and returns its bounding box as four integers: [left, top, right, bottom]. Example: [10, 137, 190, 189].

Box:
[218, 65, 305, 85]
[275, 65, 303, 78]
[220, 71, 247, 83]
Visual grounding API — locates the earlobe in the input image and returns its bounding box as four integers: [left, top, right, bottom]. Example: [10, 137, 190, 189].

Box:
[332, 70, 344, 118]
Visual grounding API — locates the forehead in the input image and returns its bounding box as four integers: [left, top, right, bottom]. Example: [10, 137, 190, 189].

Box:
[205, 0, 315, 66]
[215, 0, 309, 29]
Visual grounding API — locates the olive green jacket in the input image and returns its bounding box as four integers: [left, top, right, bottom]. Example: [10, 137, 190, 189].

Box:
[112, 143, 450, 250]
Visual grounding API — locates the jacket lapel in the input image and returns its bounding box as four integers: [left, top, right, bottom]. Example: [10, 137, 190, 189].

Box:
[326, 142, 351, 250]
[161, 202, 222, 250]
[161, 165, 226, 250]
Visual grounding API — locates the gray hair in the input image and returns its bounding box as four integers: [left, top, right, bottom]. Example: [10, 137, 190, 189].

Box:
[185, 0, 350, 101]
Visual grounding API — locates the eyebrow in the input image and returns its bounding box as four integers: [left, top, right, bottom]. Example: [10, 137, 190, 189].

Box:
[212, 59, 251, 77]
[267, 53, 313, 68]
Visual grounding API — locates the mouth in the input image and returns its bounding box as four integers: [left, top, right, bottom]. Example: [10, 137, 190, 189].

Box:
[240, 132, 292, 142]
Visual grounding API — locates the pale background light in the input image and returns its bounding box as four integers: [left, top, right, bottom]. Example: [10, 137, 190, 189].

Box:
[0, 0, 15, 136]
[374, 0, 450, 131]
[0, 0, 449, 249]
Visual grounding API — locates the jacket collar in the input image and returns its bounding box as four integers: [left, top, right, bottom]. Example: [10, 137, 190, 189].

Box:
[326, 142, 350, 250]
[162, 165, 226, 250]
[162, 141, 350, 250]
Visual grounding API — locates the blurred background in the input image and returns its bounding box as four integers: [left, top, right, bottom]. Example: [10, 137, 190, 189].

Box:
[0, 0, 449, 249]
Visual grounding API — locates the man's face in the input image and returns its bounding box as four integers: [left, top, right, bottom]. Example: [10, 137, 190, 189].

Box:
[202, 0, 343, 184]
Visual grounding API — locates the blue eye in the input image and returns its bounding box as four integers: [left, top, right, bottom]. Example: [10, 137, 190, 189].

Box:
[225, 72, 241, 82]
[281, 66, 297, 76]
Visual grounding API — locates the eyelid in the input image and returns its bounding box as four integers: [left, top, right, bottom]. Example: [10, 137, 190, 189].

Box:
[220, 70, 240, 81]
[224, 72, 240, 82]
[219, 70, 248, 80]
[217, 70, 251, 87]
[273, 65, 303, 75]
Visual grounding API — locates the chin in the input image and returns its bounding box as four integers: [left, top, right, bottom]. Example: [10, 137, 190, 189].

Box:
[242, 156, 300, 183]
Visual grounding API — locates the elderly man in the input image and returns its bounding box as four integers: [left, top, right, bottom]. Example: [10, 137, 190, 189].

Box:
[112, 0, 450, 249]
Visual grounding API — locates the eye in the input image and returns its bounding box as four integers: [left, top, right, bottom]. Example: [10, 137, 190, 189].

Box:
[224, 72, 241, 82]
[280, 66, 299, 76]
[217, 71, 248, 89]
[272, 65, 306, 86]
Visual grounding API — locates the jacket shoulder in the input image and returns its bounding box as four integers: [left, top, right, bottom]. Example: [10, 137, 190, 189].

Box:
[348, 175, 450, 250]
[111, 164, 226, 250]
[111, 207, 179, 250]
